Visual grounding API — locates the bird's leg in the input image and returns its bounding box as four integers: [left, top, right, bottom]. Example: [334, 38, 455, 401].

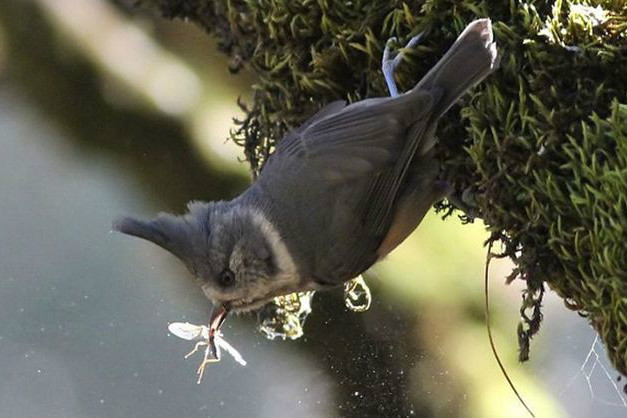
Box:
[433, 180, 481, 220]
[447, 188, 481, 220]
[382, 33, 424, 97]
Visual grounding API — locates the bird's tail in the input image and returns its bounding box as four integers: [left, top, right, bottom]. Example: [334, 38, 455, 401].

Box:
[412, 18, 499, 118]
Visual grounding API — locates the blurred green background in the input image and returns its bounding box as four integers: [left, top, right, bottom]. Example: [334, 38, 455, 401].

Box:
[0, 1, 625, 417]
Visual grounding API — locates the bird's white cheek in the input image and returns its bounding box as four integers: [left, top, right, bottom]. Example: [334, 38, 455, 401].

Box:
[228, 247, 245, 274]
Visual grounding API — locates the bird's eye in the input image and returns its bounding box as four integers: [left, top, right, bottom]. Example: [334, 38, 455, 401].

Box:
[219, 268, 235, 287]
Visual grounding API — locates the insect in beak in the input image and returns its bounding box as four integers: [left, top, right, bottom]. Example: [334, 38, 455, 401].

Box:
[209, 303, 230, 333]
[168, 303, 246, 384]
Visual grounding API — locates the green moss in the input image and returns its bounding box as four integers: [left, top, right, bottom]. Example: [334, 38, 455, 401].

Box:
[144, 0, 627, 377]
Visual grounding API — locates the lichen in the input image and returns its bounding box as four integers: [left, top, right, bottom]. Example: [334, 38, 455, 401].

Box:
[141, 0, 627, 377]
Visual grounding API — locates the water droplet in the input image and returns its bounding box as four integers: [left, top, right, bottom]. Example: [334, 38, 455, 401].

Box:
[343, 275, 372, 312]
[257, 291, 315, 340]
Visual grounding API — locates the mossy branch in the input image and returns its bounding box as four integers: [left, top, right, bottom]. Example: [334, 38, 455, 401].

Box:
[138, 0, 627, 378]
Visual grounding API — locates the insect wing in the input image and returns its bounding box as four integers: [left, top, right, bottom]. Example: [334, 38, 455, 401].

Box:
[168, 322, 206, 341]
[215, 332, 247, 366]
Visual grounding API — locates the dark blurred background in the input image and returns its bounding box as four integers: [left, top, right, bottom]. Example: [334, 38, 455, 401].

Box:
[0, 1, 625, 417]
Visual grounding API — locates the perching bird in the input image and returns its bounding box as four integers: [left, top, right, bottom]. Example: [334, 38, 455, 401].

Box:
[113, 19, 498, 326]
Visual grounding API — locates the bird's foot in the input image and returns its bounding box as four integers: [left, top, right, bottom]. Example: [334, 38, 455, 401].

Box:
[382, 32, 425, 97]
[447, 188, 481, 221]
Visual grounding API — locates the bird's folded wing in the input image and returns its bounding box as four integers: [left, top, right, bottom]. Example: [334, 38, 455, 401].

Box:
[268, 91, 435, 183]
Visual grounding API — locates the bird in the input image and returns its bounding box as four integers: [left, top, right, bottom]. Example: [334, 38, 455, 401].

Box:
[113, 18, 498, 333]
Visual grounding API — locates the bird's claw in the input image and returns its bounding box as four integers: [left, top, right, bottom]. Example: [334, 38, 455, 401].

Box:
[382, 32, 425, 97]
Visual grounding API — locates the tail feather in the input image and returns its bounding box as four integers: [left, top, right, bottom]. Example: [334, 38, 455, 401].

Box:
[413, 18, 499, 118]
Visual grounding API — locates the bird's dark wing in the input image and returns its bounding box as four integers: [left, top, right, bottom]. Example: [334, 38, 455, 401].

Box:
[256, 89, 439, 283]
[279, 100, 347, 142]
[268, 91, 435, 183]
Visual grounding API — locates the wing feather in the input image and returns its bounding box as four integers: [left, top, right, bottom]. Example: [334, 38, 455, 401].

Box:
[267, 91, 434, 183]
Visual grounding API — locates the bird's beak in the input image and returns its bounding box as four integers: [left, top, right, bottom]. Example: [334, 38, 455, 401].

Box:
[209, 303, 230, 334]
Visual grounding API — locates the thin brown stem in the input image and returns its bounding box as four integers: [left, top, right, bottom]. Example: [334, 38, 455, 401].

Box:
[485, 240, 535, 418]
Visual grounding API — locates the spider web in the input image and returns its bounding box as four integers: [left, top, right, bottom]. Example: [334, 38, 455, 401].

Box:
[559, 334, 627, 408]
